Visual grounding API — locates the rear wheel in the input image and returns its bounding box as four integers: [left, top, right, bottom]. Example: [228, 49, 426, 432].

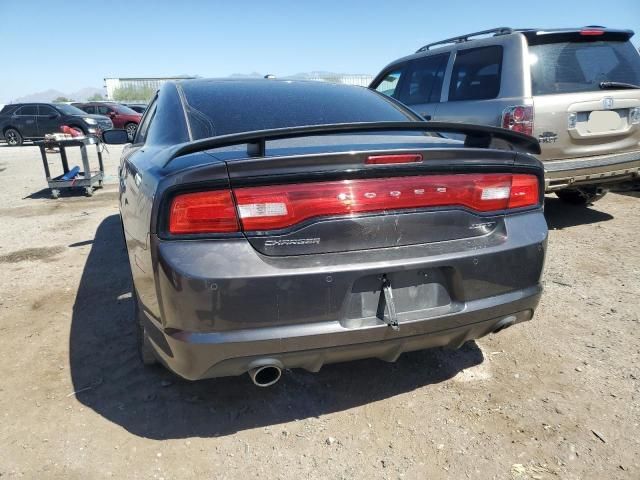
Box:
[4, 128, 23, 146]
[125, 122, 138, 141]
[556, 186, 608, 205]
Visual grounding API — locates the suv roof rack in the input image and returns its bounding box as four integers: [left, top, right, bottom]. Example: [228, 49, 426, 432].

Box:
[416, 27, 514, 53]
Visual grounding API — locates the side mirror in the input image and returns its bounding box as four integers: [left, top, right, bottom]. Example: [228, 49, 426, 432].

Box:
[108, 111, 117, 117]
[102, 129, 131, 144]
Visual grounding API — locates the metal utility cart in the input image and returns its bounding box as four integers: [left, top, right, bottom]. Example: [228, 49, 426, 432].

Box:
[35, 136, 104, 198]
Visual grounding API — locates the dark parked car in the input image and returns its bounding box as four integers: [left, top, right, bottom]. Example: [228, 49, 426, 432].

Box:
[73, 102, 142, 140]
[102, 79, 547, 386]
[0, 103, 113, 146]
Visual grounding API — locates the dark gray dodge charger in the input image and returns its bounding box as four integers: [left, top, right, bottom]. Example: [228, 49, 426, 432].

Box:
[103, 79, 547, 386]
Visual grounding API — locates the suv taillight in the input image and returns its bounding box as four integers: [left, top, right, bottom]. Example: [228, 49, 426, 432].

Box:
[168, 173, 540, 235]
[502, 106, 534, 136]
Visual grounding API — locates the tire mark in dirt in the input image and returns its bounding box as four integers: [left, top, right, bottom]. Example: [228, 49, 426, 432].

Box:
[0, 191, 119, 218]
[0, 246, 65, 263]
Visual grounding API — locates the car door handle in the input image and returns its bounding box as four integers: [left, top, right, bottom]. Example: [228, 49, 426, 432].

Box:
[420, 113, 432, 121]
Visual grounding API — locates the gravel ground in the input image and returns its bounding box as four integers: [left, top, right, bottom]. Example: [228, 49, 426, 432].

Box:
[0, 144, 638, 479]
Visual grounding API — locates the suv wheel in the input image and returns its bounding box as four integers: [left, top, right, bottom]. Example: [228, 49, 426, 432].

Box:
[556, 187, 608, 205]
[5, 128, 23, 146]
[125, 123, 138, 141]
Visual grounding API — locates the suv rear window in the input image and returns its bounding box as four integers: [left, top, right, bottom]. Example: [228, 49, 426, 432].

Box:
[529, 40, 640, 95]
[449, 46, 503, 101]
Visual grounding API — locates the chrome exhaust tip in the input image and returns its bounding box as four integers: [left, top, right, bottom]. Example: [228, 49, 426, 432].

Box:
[248, 365, 282, 387]
[492, 315, 517, 334]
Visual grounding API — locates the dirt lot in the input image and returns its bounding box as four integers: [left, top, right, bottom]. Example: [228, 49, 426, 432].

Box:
[0, 143, 638, 480]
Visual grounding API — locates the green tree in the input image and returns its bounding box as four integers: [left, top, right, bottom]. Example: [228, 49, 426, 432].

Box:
[87, 93, 105, 101]
[53, 96, 73, 102]
[112, 86, 156, 102]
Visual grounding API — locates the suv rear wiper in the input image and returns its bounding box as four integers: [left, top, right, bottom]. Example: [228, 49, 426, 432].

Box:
[599, 81, 640, 90]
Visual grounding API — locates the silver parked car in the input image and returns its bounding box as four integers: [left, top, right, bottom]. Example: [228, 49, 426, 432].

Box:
[370, 27, 640, 204]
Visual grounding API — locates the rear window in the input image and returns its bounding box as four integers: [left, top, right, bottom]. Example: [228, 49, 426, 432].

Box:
[181, 80, 415, 139]
[112, 104, 139, 115]
[54, 104, 88, 116]
[529, 40, 640, 95]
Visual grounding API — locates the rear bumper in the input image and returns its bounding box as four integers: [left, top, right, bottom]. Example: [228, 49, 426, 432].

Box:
[544, 150, 640, 191]
[146, 287, 541, 380]
[140, 210, 547, 380]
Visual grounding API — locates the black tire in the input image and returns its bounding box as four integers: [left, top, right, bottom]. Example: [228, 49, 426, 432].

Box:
[4, 128, 23, 146]
[125, 122, 138, 141]
[133, 288, 158, 366]
[556, 187, 608, 205]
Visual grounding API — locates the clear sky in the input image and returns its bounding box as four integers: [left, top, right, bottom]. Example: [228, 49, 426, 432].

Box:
[2, 0, 639, 102]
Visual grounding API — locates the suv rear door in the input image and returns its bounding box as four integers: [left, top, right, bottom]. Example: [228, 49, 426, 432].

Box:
[12, 105, 39, 138]
[527, 31, 640, 161]
[434, 45, 509, 125]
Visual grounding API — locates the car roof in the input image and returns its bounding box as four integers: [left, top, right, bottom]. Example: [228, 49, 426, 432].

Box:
[178, 77, 372, 94]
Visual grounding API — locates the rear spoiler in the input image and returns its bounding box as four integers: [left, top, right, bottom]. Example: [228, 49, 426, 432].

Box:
[520, 27, 634, 45]
[164, 121, 541, 166]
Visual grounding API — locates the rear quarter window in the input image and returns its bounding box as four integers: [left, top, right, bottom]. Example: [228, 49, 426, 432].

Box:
[373, 69, 403, 98]
[529, 40, 640, 95]
[449, 46, 503, 101]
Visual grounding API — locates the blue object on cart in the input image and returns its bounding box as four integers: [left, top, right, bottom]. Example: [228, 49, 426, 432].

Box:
[61, 166, 81, 180]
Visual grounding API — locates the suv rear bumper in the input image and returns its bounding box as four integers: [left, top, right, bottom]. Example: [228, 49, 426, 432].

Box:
[544, 150, 640, 191]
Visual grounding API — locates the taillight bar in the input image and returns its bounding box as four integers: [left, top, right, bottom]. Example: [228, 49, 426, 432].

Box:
[168, 173, 540, 235]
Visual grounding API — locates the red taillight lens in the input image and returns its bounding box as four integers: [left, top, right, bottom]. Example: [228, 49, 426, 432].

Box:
[169, 190, 239, 234]
[168, 174, 540, 234]
[366, 154, 422, 165]
[508, 174, 540, 209]
[234, 173, 539, 231]
[502, 105, 534, 136]
[580, 28, 604, 36]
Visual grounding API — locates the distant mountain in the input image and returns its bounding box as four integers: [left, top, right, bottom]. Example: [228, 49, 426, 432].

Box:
[69, 87, 104, 101]
[13, 89, 67, 103]
[11, 86, 105, 103]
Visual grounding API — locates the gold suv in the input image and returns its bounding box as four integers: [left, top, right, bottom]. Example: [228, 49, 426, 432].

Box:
[371, 27, 640, 204]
